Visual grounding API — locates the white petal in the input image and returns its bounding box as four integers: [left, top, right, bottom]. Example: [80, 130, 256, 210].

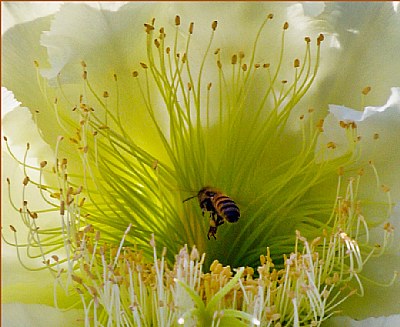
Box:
[290, 2, 400, 126]
[1, 2, 61, 34]
[39, 2, 150, 82]
[328, 105, 364, 122]
[316, 89, 400, 319]
[315, 3, 400, 108]
[330, 87, 400, 122]
[318, 87, 400, 201]
[3, 105, 53, 161]
[86, 2, 129, 12]
[2, 147, 58, 246]
[369, 204, 400, 254]
[1, 87, 21, 117]
[338, 204, 400, 319]
[2, 304, 83, 327]
[2, 91, 54, 221]
[2, 9, 61, 151]
[301, 2, 326, 17]
[2, 169, 77, 316]
[39, 2, 305, 83]
[394, 2, 400, 13]
[33, 2, 320, 159]
[324, 315, 400, 327]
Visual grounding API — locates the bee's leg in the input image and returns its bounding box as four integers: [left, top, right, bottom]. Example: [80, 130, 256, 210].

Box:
[200, 198, 214, 215]
[215, 215, 225, 227]
[207, 226, 218, 240]
[207, 217, 218, 240]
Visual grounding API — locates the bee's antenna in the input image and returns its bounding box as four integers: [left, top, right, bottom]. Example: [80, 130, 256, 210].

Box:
[182, 195, 197, 203]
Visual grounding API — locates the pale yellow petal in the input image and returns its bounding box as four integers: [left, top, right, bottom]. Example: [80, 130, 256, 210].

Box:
[2, 304, 83, 327]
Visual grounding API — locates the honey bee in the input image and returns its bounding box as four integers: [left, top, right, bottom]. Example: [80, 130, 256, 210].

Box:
[183, 187, 240, 239]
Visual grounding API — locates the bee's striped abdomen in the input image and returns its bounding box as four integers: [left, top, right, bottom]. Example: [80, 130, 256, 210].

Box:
[213, 194, 240, 223]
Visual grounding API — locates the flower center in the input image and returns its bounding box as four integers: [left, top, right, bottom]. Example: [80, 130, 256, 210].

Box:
[6, 13, 361, 267]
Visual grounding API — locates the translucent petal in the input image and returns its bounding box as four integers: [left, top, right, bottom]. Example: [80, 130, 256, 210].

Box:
[329, 87, 400, 122]
[336, 205, 400, 319]
[3, 2, 328, 169]
[312, 2, 400, 109]
[317, 89, 400, 319]
[3, 106, 53, 159]
[2, 263, 59, 306]
[85, 2, 129, 12]
[301, 2, 326, 17]
[1, 87, 21, 117]
[2, 14, 59, 146]
[2, 304, 83, 327]
[324, 314, 400, 327]
[318, 87, 400, 201]
[1, 2, 61, 33]
[39, 3, 152, 82]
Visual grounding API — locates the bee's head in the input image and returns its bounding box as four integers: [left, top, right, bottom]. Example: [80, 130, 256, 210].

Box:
[198, 187, 218, 198]
[183, 186, 219, 203]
